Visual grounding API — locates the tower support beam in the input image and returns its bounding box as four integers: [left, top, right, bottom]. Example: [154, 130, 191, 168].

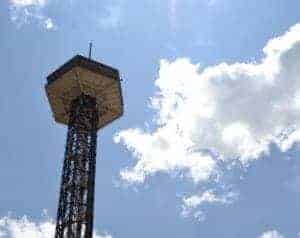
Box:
[55, 94, 98, 238]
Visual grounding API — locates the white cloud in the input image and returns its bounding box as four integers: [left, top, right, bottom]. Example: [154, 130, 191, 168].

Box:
[9, 0, 55, 30]
[10, 0, 47, 7]
[259, 230, 284, 238]
[181, 190, 238, 221]
[182, 190, 237, 209]
[115, 128, 216, 184]
[0, 216, 54, 238]
[0, 216, 111, 238]
[115, 23, 300, 184]
[44, 18, 54, 29]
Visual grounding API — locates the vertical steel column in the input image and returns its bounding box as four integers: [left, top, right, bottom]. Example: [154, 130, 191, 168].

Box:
[55, 94, 98, 238]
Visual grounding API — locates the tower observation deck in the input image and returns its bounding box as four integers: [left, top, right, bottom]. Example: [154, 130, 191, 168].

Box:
[45, 55, 123, 238]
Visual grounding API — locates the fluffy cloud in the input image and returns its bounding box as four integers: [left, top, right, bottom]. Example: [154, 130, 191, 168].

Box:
[259, 230, 284, 238]
[9, 0, 55, 30]
[0, 216, 54, 238]
[10, 0, 47, 7]
[115, 128, 216, 184]
[181, 190, 238, 221]
[115, 23, 300, 219]
[116, 23, 300, 186]
[0, 216, 111, 238]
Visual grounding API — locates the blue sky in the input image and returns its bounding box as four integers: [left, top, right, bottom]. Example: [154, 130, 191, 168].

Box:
[1, 0, 300, 237]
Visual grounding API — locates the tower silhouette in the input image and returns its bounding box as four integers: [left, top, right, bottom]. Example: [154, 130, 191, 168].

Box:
[45, 54, 123, 238]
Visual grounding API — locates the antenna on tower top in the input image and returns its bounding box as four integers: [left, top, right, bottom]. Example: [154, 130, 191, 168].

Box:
[89, 42, 93, 59]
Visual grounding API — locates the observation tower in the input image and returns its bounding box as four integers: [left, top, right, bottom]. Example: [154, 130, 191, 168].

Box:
[45, 52, 123, 238]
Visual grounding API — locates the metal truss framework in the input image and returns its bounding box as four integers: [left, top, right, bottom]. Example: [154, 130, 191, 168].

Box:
[55, 94, 98, 238]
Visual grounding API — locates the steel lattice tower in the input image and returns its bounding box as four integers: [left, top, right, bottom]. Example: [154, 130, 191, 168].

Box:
[45, 55, 123, 238]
